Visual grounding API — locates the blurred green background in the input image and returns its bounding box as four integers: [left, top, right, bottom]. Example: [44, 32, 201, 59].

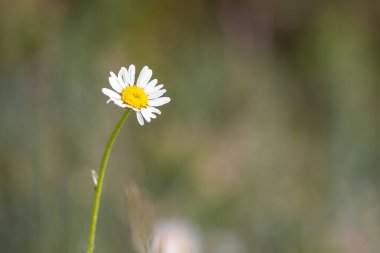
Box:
[1, 0, 380, 252]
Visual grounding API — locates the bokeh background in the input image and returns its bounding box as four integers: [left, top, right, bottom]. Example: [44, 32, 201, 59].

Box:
[1, 0, 380, 252]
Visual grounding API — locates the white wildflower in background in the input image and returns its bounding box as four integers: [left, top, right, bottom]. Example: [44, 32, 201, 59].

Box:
[150, 220, 201, 253]
[102, 65, 170, 125]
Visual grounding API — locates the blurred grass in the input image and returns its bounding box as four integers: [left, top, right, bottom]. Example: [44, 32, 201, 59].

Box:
[1, 0, 380, 253]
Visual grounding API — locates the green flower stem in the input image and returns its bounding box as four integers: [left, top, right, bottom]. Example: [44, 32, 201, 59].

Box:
[87, 109, 130, 253]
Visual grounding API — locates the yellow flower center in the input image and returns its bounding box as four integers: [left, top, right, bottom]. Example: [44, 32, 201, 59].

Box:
[121, 86, 148, 109]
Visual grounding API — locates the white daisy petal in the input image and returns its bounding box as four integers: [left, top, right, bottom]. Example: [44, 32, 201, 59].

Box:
[136, 66, 148, 79]
[140, 108, 152, 122]
[108, 72, 123, 92]
[142, 70, 153, 88]
[148, 89, 166, 99]
[102, 88, 121, 99]
[146, 84, 164, 95]
[136, 111, 144, 125]
[144, 107, 157, 118]
[116, 71, 124, 86]
[109, 97, 122, 103]
[123, 103, 133, 109]
[148, 97, 171, 107]
[114, 102, 128, 108]
[142, 106, 157, 119]
[107, 98, 127, 108]
[128, 65, 135, 85]
[118, 70, 123, 83]
[148, 106, 161, 115]
[108, 76, 123, 93]
[137, 66, 153, 88]
[144, 79, 158, 92]
[119, 67, 129, 88]
[110, 72, 125, 91]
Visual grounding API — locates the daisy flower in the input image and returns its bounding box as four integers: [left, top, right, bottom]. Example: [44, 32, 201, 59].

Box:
[102, 65, 171, 125]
